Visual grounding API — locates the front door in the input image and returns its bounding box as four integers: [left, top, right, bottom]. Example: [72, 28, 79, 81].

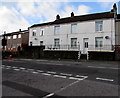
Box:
[83, 38, 89, 54]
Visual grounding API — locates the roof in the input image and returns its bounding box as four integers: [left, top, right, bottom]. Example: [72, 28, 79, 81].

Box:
[30, 11, 114, 28]
[4, 30, 28, 36]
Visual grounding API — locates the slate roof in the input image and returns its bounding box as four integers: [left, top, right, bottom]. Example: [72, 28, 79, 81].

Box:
[30, 11, 114, 28]
[4, 30, 28, 36]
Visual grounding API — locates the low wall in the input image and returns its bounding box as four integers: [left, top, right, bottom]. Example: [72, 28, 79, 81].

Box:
[88, 51, 115, 61]
[44, 51, 78, 59]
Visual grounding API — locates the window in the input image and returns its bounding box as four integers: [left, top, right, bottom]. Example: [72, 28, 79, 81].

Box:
[54, 26, 60, 34]
[40, 29, 44, 36]
[71, 24, 77, 33]
[95, 21, 103, 32]
[32, 32, 36, 36]
[85, 42, 88, 48]
[13, 35, 17, 39]
[30, 42, 32, 46]
[7, 36, 11, 39]
[40, 41, 43, 46]
[95, 37, 103, 47]
[54, 39, 60, 48]
[18, 34, 21, 38]
[71, 38, 77, 48]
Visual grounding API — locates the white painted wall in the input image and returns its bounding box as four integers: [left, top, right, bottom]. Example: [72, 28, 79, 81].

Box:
[29, 18, 115, 54]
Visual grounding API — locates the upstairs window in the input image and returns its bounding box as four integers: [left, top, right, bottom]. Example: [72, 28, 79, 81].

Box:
[40, 29, 44, 36]
[32, 32, 36, 36]
[7, 36, 11, 39]
[71, 24, 77, 33]
[54, 26, 60, 35]
[13, 35, 17, 39]
[95, 21, 103, 32]
[18, 34, 21, 38]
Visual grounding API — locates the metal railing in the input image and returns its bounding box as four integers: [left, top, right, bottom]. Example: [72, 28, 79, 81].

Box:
[88, 45, 114, 51]
[45, 45, 80, 51]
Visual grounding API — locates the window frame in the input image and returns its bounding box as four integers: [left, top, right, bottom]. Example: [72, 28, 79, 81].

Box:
[54, 26, 60, 35]
[95, 21, 103, 32]
[71, 24, 77, 34]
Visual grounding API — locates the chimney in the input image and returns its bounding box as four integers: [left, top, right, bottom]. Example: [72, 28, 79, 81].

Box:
[19, 29, 21, 32]
[71, 12, 74, 17]
[56, 14, 60, 20]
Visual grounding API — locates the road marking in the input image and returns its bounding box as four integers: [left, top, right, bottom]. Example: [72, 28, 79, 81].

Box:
[96, 77, 114, 82]
[60, 73, 72, 76]
[42, 73, 51, 76]
[36, 70, 44, 73]
[12, 66, 18, 69]
[47, 71, 56, 74]
[69, 77, 84, 80]
[6, 66, 11, 68]
[13, 69, 20, 71]
[88, 66, 119, 70]
[32, 71, 38, 74]
[76, 75, 88, 78]
[53, 75, 67, 78]
[20, 67, 26, 70]
[43, 93, 54, 98]
[6, 67, 10, 69]
[1, 65, 5, 67]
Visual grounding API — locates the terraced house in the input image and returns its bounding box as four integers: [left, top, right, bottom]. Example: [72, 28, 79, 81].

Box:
[29, 4, 120, 60]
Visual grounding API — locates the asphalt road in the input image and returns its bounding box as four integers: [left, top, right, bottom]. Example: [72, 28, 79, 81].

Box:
[1, 59, 120, 97]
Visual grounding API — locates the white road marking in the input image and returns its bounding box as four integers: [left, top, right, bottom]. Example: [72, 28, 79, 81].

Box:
[36, 70, 44, 73]
[53, 75, 66, 78]
[76, 75, 88, 78]
[69, 77, 84, 80]
[88, 66, 120, 70]
[60, 73, 72, 76]
[1, 65, 5, 67]
[44, 78, 82, 98]
[6, 66, 11, 68]
[96, 77, 114, 82]
[20, 67, 26, 70]
[12, 66, 18, 69]
[42, 73, 51, 76]
[6, 67, 10, 69]
[47, 71, 56, 74]
[13, 69, 20, 71]
[32, 71, 38, 74]
[43, 93, 54, 98]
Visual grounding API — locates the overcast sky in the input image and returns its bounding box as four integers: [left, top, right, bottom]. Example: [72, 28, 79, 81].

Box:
[0, 0, 119, 34]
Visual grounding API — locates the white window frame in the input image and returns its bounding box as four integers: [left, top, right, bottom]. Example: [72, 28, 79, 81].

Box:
[71, 24, 77, 33]
[95, 37, 103, 48]
[54, 39, 60, 48]
[13, 35, 17, 39]
[40, 29, 44, 36]
[7, 36, 11, 39]
[95, 21, 103, 32]
[18, 34, 21, 38]
[54, 26, 60, 35]
[71, 38, 77, 48]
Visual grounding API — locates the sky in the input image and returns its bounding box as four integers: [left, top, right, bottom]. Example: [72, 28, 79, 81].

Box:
[0, 0, 119, 34]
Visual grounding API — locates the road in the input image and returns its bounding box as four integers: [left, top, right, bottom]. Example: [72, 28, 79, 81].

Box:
[1, 59, 120, 97]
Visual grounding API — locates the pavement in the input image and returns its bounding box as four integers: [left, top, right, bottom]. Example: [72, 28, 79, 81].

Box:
[1, 59, 120, 97]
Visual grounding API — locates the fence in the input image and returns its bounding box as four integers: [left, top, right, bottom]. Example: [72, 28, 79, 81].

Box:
[45, 45, 80, 51]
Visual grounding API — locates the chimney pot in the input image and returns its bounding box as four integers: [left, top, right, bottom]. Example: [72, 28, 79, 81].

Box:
[71, 12, 74, 17]
[56, 14, 60, 20]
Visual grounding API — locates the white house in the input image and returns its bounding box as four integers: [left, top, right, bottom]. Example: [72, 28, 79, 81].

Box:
[29, 4, 119, 60]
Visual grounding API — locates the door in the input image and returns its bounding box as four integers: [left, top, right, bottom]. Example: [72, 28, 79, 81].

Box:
[83, 38, 89, 54]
